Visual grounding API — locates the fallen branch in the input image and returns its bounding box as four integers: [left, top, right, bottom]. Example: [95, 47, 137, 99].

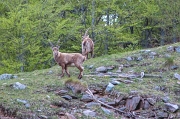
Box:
[86, 88, 126, 114]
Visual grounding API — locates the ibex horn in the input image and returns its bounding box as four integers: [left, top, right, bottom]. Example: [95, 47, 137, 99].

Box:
[84, 27, 90, 37]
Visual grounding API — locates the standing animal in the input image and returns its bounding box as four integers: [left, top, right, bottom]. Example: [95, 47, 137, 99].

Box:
[82, 28, 94, 59]
[49, 40, 86, 79]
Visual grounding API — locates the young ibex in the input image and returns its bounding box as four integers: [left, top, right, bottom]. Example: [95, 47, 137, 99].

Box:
[82, 28, 94, 59]
[49, 40, 86, 79]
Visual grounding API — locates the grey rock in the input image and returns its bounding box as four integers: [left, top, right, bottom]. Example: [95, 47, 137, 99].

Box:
[174, 46, 180, 53]
[129, 90, 138, 95]
[85, 102, 101, 109]
[119, 107, 126, 111]
[111, 80, 121, 85]
[88, 65, 94, 69]
[124, 80, 134, 84]
[47, 70, 53, 74]
[146, 98, 156, 105]
[81, 94, 93, 102]
[165, 103, 179, 112]
[96, 66, 107, 73]
[170, 65, 179, 70]
[143, 100, 151, 109]
[13, 82, 26, 90]
[136, 56, 143, 61]
[126, 56, 133, 61]
[17, 99, 28, 104]
[0, 74, 17, 80]
[105, 83, 114, 93]
[39, 115, 48, 119]
[17, 99, 30, 108]
[25, 103, 31, 108]
[83, 110, 96, 117]
[61, 95, 72, 100]
[167, 46, 174, 52]
[174, 73, 180, 80]
[157, 111, 168, 118]
[101, 107, 112, 115]
[125, 96, 141, 111]
[154, 85, 161, 91]
[149, 51, 157, 56]
[162, 96, 170, 103]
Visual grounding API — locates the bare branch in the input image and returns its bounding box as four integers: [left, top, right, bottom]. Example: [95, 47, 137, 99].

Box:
[86, 88, 126, 114]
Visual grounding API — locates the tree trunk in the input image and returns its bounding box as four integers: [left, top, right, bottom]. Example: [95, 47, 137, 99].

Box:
[105, 8, 109, 54]
[160, 28, 165, 46]
[91, 0, 95, 40]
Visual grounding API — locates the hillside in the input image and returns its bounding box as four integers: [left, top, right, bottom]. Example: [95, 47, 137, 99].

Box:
[0, 43, 180, 119]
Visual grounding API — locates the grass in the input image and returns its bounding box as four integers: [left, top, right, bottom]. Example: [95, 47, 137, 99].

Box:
[1, 43, 180, 118]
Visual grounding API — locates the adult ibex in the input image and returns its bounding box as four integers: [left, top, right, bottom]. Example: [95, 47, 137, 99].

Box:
[82, 28, 94, 59]
[49, 39, 86, 79]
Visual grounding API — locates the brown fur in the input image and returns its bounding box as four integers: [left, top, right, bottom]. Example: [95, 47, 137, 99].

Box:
[82, 29, 94, 59]
[52, 46, 86, 79]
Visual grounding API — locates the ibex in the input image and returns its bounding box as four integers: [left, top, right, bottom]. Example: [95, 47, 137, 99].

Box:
[82, 28, 94, 59]
[49, 39, 86, 79]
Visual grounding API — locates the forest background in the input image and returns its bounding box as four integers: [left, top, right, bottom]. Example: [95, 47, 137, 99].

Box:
[0, 0, 180, 74]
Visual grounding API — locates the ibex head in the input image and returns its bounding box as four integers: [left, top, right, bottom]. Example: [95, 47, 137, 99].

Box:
[48, 39, 60, 56]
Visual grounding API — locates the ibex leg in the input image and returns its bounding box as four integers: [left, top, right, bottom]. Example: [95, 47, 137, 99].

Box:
[60, 64, 65, 78]
[65, 65, 70, 77]
[75, 64, 84, 79]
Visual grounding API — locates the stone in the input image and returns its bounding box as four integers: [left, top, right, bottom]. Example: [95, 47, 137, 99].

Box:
[174, 73, 180, 80]
[17, 99, 28, 104]
[164, 103, 179, 112]
[156, 111, 168, 118]
[174, 46, 180, 53]
[80, 94, 93, 102]
[149, 51, 157, 56]
[13, 82, 26, 90]
[61, 95, 72, 100]
[146, 98, 156, 105]
[136, 56, 143, 61]
[105, 83, 114, 93]
[126, 56, 133, 61]
[83, 110, 96, 117]
[125, 96, 141, 111]
[55, 90, 68, 95]
[47, 70, 53, 74]
[0, 74, 18, 80]
[167, 46, 174, 52]
[101, 107, 112, 115]
[143, 100, 150, 109]
[170, 65, 179, 70]
[161, 96, 170, 103]
[85, 102, 101, 109]
[88, 65, 94, 69]
[96, 66, 107, 73]
[110, 80, 121, 85]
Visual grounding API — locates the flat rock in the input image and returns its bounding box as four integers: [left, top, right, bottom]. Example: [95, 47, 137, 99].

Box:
[0, 74, 18, 80]
[164, 103, 179, 112]
[96, 66, 107, 73]
[83, 110, 96, 117]
[13, 82, 26, 90]
[81, 94, 93, 102]
[125, 96, 141, 111]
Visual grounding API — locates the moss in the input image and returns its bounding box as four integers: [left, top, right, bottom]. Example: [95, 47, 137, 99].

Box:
[64, 78, 88, 94]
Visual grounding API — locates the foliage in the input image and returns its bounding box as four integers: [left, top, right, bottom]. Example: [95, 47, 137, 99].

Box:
[0, 0, 180, 73]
